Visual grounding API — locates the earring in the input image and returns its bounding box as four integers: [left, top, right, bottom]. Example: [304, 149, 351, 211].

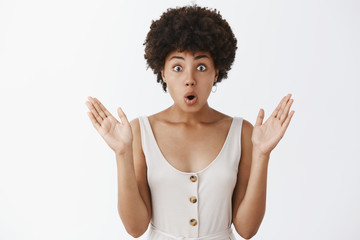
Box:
[212, 85, 217, 93]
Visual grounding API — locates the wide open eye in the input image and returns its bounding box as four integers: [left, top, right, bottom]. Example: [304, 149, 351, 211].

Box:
[197, 64, 207, 71]
[173, 65, 182, 72]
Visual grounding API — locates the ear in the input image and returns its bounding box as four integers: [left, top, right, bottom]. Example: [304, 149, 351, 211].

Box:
[161, 69, 165, 82]
[215, 69, 219, 82]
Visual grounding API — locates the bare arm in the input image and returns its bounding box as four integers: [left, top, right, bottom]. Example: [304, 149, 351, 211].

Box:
[85, 97, 151, 237]
[232, 120, 267, 239]
[116, 119, 152, 237]
[232, 94, 294, 239]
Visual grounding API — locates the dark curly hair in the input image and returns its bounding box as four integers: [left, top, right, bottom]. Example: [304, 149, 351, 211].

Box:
[143, 5, 238, 92]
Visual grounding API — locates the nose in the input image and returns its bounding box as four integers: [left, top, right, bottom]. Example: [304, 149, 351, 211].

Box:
[185, 71, 196, 87]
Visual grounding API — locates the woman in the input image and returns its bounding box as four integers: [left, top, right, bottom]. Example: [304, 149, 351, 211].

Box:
[85, 5, 294, 240]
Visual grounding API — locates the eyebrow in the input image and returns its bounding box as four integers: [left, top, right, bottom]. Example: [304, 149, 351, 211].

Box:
[169, 55, 210, 61]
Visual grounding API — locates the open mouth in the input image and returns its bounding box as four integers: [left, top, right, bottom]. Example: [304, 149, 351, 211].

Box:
[184, 94, 197, 105]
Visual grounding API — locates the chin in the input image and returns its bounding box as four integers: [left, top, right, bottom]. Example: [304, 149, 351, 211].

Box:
[182, 102, 208, 113]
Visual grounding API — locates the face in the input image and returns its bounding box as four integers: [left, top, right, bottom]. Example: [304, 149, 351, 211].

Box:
[161, 50, 219, 112]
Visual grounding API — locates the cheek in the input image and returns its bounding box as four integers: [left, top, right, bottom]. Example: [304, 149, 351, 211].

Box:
[202, 84, 213, 98]
[166, 80, 183, 100]
[199, 75, 215, 90]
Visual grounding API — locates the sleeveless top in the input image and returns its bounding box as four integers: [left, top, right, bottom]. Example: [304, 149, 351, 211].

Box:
[138, 116, 243, 240]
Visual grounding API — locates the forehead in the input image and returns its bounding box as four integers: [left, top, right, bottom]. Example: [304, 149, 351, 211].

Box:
[165, 50, 213, 61]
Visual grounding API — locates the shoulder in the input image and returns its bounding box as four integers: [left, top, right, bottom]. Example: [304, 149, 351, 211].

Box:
[129, 117, 140, 133]
[129, 118, 142, 151]
[241, 119, 254, 154]
[241, 119, 254, 136]
[239, 119, 254, 175]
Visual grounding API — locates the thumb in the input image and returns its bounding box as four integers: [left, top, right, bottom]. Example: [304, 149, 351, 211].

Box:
[117, 107, 129, 124]
[255, 108, 264, 126]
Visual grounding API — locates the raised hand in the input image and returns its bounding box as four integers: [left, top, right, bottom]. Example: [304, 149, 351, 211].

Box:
[85, 96, 133, 155]
[251, 94, 295, 157]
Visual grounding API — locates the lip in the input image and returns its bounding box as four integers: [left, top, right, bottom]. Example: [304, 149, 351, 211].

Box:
[184, 91, 196, 98]
[184, 91, 197, 105]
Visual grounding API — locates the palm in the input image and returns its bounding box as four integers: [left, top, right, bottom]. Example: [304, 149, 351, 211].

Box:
[85, 96, 133, 154]
[98, 115, 133, 152]
[252, 94, 295, 156]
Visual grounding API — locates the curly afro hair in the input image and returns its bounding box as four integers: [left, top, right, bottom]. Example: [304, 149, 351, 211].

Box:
[143, 5, 238, 92]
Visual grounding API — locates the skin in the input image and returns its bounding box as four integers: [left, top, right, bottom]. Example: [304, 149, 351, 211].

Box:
[85, 50, 295, 239]
[160, 50, 219, 122]
[148, 50, 234, 172]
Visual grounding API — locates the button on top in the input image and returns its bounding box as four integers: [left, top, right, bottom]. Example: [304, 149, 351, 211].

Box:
[190, 219, 197, 226]
[190, 175, 197, 182]
[189, 196, 197, 203]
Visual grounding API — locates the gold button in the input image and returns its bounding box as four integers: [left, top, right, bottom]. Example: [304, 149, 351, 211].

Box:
[189, 196, 197, 203]
[190, 175, 197, 182]
[190, 219, 197, 226]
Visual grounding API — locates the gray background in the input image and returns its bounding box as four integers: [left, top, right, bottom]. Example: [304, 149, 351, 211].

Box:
[1, 0, 359, 239]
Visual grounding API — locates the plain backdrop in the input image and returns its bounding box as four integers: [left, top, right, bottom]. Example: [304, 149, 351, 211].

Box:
[1, 0, 359, 239]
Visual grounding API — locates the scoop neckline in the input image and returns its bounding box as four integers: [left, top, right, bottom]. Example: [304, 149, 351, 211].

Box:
[144, 116, 236, 175]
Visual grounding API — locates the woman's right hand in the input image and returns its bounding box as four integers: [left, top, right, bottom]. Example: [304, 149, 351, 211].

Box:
[85, 96, 133, 155]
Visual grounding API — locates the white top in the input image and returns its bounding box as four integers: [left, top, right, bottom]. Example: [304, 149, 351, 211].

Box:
[138, 116, 243, 240]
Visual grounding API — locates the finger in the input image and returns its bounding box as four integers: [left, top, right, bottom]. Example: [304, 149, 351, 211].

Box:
[255, 108, 264, 126]
[280, 98, 294, 123]
[117, 107, 129, 124]
[93, 97, 111, 118]
[88, 96, 106, 120]
[86, 111, 101, 130]
[276, 94, 291, 119]
[281, 110, 295, 136]
[85, 98, 103, 125]
[270, 95, 286, 118]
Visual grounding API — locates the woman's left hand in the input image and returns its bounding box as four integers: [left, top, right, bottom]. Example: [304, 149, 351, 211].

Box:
[251, 94, 295, 157]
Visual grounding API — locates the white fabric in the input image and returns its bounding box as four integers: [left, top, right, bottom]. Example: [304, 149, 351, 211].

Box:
[138, 116, 243, 240]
